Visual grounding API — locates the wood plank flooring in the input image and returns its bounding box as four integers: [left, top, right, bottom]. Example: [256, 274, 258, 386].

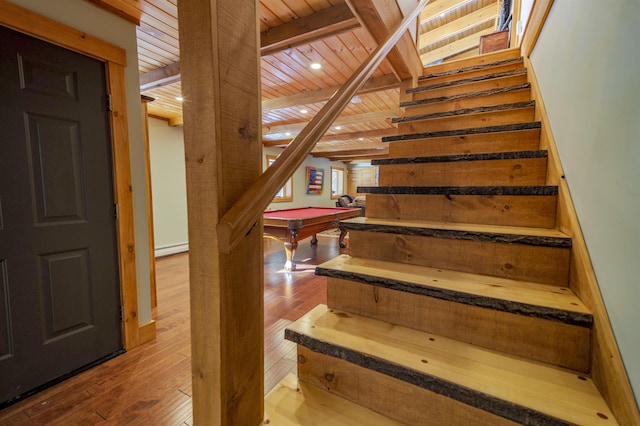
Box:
[0, 235, 342, 425]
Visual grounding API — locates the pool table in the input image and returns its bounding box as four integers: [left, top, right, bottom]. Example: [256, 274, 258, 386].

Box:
[263, 206, 362, 271]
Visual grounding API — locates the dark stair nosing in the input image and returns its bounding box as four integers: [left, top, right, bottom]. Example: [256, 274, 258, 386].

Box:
[407, 68, 528, 94]
[400, 83, 531, 108]
[285, 329, 573, 426]
[315, 267, 592, 328]
[371, 150, 547, 165]
[393, 101, 535, 124]
[419, 57, 524, 80]
[340, 221, 572, 248]
[382, 122, 541, 143]
[356, 185, 558, 196]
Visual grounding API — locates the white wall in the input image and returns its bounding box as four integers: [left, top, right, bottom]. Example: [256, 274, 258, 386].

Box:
[264, 147, 348, 210]
[146, 131, 347, 243]
[518, 0, 535, 42]
[148, 118, 189, 255]
[9, 0, 152, 325]
[531, 0, 640, 404]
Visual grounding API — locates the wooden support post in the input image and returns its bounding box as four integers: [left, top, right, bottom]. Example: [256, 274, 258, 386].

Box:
[140, 95, 157, 310]
[177, 0, 264, 424]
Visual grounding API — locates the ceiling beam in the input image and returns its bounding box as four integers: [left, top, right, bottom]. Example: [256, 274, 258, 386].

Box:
[317, 127, 397, 142]
[262, 73, 398, 111]
[420, 27, 494, 65]
[140, 3, 361, 91]
[347, 0, 422, 80]
[263, 128, 397, 146]
[420, 0, 474, 24]
[260, 2, 359, 56]
[419, 3, 498, 48]
[139, 61, 181, 91]
[312, 153, 389, 162]
[312, 148, 388, 157]
[263, 109, 398, 136]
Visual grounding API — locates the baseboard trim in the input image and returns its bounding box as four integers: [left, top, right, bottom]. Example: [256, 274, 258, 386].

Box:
[155, 243, 189, 258]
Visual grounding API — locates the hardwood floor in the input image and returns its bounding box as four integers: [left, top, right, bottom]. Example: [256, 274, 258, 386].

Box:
[0, 235, 343, 425]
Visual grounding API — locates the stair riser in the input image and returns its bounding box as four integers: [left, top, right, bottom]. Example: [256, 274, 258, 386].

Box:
[365, 193, 557, 228]
[296, 346, 517, 426]
[386, 128, 540, 157]
[378, 158, 548, 187]
[348, 231, 570, 285]
[418, 62, 524, 87]
[404, 88, 531, 116]
[423, 49, 521, 76]
[412, 75, 528, 102]
[397, 107, 535, 134]
[327, 278, 591, 372]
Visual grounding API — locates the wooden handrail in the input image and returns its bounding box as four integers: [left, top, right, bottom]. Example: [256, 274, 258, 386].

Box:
[217, 0, 430, 253]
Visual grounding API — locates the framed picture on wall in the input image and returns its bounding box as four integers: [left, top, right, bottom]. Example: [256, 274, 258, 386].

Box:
[306, 166, 324, 195]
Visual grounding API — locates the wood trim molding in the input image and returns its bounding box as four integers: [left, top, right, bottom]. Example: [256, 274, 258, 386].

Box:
[107, 62, 140, 350]
[510, 0, 521, 48]
[83, 0, 141, 25]
[521, 0, 554, 58]
[141, 97, 158, 310]
[138, 320, 157, 345]
[0, 0, 126, 66]
[0, 0, 140, 350]
[525, 56, 640, 425]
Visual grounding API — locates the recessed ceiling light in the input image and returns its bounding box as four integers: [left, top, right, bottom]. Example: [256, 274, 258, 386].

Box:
[175, 96, 184, 102]
[285, 132, 292, 137]
[334, 126, 342, 130]
[300, 109, 308, 114]
[359, 137, 364, 141]
[439, 12, 446, 18]
[310, 62, 322, 70]
[351, 96, 361, 103]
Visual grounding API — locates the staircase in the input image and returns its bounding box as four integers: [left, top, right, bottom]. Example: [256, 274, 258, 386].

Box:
[264, 49, 618, 425]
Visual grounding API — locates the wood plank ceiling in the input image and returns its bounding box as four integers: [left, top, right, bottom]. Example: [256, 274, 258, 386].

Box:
[116, 0, 502, 161]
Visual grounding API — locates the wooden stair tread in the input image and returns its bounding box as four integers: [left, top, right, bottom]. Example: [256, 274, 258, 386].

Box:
[419, 57, 524, 80]
[394, 101, 535, 124]
[419, 48, 521, 76]
[400, 83, 530, 108]
[286, 306, 617, 425]
[407, 68, 528, 94]
[382, 122, 541, 143]
[340, 217, 571, 247]
[372, 150, 547, 165]
[356, 185, 557, 196]
[264, 373, 403, 425]
[316, 254, 591, 326]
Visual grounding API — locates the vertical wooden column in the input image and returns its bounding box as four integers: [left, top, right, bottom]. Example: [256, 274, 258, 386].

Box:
[140, 95, 157, 310]
[177, 1, 264, 424]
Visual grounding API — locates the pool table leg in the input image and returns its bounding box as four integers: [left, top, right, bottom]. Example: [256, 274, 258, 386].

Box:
[284, 241, 297, 271]
[339, 230, 348, 248]
[310, 234, 318, 245]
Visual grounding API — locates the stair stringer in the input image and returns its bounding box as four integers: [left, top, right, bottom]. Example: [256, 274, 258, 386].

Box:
[525, 56, 640, 425]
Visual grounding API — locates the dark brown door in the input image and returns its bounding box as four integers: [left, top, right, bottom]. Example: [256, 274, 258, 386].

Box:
[0, 26, 122, 405]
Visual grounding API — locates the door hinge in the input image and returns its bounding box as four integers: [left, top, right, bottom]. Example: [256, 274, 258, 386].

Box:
[114, 204, 119, 220]
[107, 94, 113, 112]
